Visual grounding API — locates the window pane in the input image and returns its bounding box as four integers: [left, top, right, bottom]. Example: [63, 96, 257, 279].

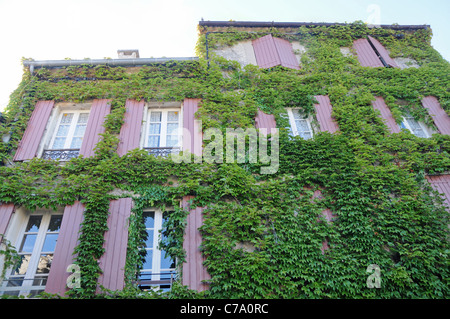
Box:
[142, 250, 153, 270]
[167, 111, 179, 122]
[149, 123, 161, 135]
[36, 254, 54, 274]
[150, 112, 162, 122]
[160, 251, 175, 270]
[78, 113, 89, 124]
[295, 119, 309, 132]
[20, 235, 37, 253]
[145, 230, 154, 248]
[55, 124, 70, 137]
[143, 212, 155, 228]
[292, 109, 305, 120]
[11, 255, 32, 275]
[166, 135, 179, 147]
[25, 216, 42, 232]
[147, 136, 160, 147]
[42, 234, 59, 252]
[48, 215, 62, 232]
[70, 137, 83, 149]
[166, 123, 179, 135]
[52, 137, 66, 149]
[73, 124, 86, 137]
[60, 113, 74, 124]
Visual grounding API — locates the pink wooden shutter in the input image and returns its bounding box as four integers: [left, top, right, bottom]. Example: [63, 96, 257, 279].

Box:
[421, 96, 450, 135]
[79, 99, 111, 157]
[426, 175, 450, 211]
[45, 201, 84, 295]
[117, 99, 145, 156]
[252, 34, 281, 69]
[314, 95, 339, 133]
[273, 37, 300, 70]
[0, 203, 15, 237]
[97, 198, 133, 292]
[182, 195, 210, 291]
[353, 38, 384, 68]
[183, 98, 202, 157]
[255, 109, 277, 135]
[13, 101, 54, 161]
[372, 96, 401, 133]
[368, 36, 399, 68]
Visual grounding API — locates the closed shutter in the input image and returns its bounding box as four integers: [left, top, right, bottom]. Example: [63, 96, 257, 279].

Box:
[0, 203, 15, 238]
[273, 37, 300, 70]
[314, 95, 339, 133]
[182, 98, 202, 157]
[368, 36, 399, 68]
[255, 109, 277, 135]
[13, 101, 55, 161]
[252, 34, 281, 69]
[79, 99, 111, 157]
[372, 96, 401, 133]
[181, 195, 210, 292]
[426, 175, 450, 211]
[421, 96, 450, 135]
[97, 198, 133, 292]
[353, 38, 384, 68]
[45, 201, 84, 295]
[117, 99, 145, 156]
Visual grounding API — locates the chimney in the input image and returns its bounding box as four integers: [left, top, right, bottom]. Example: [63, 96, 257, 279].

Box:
[117, 49, 140, 59]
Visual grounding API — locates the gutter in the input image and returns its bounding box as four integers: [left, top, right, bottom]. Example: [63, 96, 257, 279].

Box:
[23, 57, 199, 74]
[199, 20, 430, 31]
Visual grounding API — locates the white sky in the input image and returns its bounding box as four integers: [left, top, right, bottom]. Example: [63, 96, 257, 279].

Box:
[0, 0, 448, 112]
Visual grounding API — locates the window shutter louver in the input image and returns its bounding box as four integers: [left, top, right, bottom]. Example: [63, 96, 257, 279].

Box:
[421, 96, 450, 135]
[426, 175, 450, 211]
[367, 36, 399, 68]
[314, 95, 339, 133]
[13, 101, 54, 161]
[181, 195, 210, 292]
[255, 109, 277, 135]
[183, 98, 202, 157]
[45, 201, 84, 295]
[252, 34, 300, 70]
[97, 198, 133, 292]
[372, 96, 401, 133]
[79, 99, 111, 158]
[273, 37, 300, 70]
[0, 203, 14, 238]
[117, 99, 145, 156]
[353, 38, 385, 68]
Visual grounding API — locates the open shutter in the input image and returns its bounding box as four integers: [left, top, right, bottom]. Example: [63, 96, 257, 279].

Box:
[273, 37, 300, 70]
[97, 198, 133, 292]
[426, 175, 450, 211]
[422, 96, 450, 135]
[368, 36, 398, 68]
[255, 109, 277, 135]
[45, 201, 84, 295]
[117, 99, 145, 156]
[183, 98, 202, 157]
[372, 96, 401, 133]
[314, 95, 339, 133]
[252, 34, 281, 69]
[13, 101, 54, 161]
[79, 99, 111, 158]
[353, 38, 384, 68]
[0, 203, 15, 238]
[182, 195, 210, 292]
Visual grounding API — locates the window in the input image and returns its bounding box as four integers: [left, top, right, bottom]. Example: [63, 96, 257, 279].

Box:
[138, 209, 176, 291]
[399, 115, 432, 138]
[286, 108, 314, 139]
[144, 108, 182, 157]
[42, 110, 90, 160]
[0, 211, 62, 297]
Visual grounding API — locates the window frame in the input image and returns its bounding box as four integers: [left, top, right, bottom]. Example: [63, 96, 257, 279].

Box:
[399, 115, 433, 138]
[285, 108, 314, 140]
[48, 110, 90, 150]
[0, 209, 63, 297]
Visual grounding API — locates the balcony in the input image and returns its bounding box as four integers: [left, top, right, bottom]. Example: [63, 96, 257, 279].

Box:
[136, 271, 177, 292]
[143, 147, 180, 158]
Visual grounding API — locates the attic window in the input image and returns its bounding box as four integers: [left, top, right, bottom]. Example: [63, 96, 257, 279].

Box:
[353, 36, 398, 68]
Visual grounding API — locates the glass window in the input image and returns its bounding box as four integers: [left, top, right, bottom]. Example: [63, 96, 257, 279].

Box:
[400, 115, 430, 138]
[145, 109, 181, 149]
[0, 211, 62, 297]
[287, 108, 313, 140]
[50, 111, 90, 150]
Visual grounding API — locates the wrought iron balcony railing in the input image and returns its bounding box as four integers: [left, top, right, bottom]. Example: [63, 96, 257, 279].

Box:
[42, 149, 80, 161]
[136, 271, 177, 291]
[143, 147, 180, 158]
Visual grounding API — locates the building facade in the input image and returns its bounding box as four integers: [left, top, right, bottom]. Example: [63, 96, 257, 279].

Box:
[0, 20, 449, 298]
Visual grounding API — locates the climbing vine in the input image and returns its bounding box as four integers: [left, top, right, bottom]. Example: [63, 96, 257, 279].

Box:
[0, 21, 449, 299]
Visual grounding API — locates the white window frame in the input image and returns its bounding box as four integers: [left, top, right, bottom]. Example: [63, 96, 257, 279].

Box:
[286, 108, 314, 139]
[399, 115, 432, 138]
[143, 107, 182, 149]
[0, 210, 62, 297]
[140, 208, 176, 290]
[48, 110, 90, 150]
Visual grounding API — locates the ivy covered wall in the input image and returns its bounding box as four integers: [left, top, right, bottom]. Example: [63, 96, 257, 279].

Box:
[0, 21, 449, 299]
